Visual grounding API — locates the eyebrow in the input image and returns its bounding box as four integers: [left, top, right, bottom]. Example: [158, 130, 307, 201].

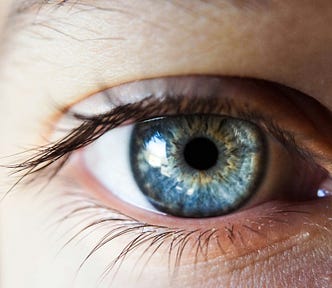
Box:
[10, 0, 268, 19]
[2, 0, 269, 44]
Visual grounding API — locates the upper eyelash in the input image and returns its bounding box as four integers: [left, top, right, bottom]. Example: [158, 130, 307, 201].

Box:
[7, 89, 319, 189]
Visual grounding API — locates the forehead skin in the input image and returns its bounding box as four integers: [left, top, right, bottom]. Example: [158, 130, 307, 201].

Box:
[1, 0, 332, 112]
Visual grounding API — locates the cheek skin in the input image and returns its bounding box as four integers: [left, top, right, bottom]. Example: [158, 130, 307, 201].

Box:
[61, 155, 332, 288]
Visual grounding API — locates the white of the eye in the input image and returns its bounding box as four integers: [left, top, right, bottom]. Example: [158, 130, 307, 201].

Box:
[82, 125, 164, 214]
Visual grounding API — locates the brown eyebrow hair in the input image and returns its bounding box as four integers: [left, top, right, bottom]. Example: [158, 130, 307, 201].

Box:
[10, 0, 269, 18]
[2, 0, 269, 45]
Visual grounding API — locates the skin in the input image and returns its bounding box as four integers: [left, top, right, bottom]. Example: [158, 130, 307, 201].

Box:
[0, 1, 331, 287]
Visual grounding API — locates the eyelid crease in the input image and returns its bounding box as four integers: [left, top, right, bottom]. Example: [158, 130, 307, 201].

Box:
[7, 86, 330, 192]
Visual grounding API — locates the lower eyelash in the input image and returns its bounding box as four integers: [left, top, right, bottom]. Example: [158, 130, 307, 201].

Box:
[52, 188, 309, 286]
[56, 192, 209, 279]
[56, 192, 192, 279]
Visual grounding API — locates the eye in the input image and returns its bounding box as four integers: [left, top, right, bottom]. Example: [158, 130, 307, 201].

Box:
[55, 76, 331, 227]
[83, 115, 267, 218]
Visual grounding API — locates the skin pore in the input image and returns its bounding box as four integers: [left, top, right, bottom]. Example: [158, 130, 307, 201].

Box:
[0, 1, 331, 288]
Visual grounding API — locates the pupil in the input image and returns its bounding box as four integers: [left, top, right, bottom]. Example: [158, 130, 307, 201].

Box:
[183, 137, 219, 170]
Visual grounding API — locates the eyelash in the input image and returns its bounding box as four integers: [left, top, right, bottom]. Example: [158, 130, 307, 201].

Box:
[55, 189, 309, 283]
[6, 81, 325, 282]
[9, 86, 318, 179]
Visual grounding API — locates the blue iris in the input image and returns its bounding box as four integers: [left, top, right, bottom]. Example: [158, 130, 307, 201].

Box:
[130, 115, 266, 218]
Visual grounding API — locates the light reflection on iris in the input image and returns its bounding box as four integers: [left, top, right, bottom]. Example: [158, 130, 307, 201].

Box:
[144, 134, 167, 169]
